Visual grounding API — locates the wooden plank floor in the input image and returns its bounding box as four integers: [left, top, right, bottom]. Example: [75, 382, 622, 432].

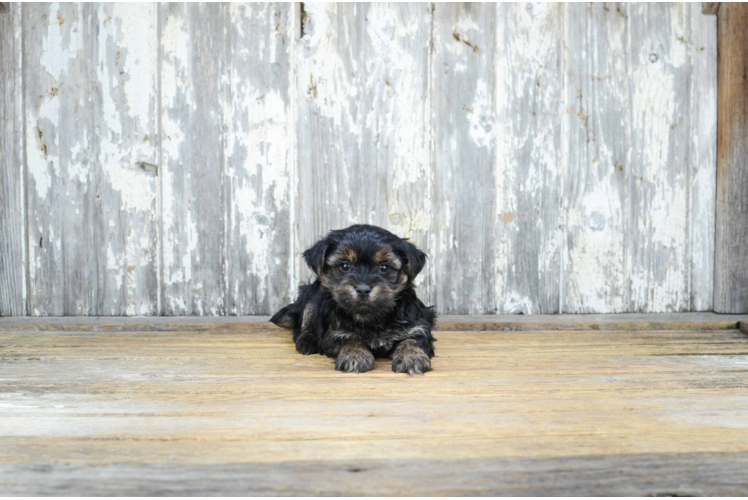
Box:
[1, 315, 747, 495]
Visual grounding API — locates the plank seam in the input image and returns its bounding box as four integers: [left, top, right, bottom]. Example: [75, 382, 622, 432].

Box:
[624, 3, 633, 312]
[289, 3, 299, 307]
[222, 3, 230, 315]
[687, 3, 694, 311]
[0, 318, 743, 332]
[156, 3, 163, 316]
[427, 2, 435, 308]
[558, 2, 568, 314]
[21, 3, 29, 317]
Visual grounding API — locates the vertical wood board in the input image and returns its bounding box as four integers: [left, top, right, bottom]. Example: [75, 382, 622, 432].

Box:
[296, 3, 432, 300]
[94, 3, 159, 315]
[563, 3, 629, 313]
[432, 3, 498, 314]
[24, 3, 99, 315]
[159, 3, 227, 315]
[714, 3, 748, 313]
[224, 3, 294, 315]
[688, 2, 717, 311]
[627, 3, 691, 312]
[493, 3, 564, 314]
[0, 3, 26, 316]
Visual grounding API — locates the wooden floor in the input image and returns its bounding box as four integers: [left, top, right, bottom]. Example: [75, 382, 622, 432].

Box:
[1, 314, 747, 496]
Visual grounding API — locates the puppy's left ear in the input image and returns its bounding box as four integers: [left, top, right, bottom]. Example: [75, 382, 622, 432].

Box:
[399, 241, 427, 281]
[303, 237, 332, 275]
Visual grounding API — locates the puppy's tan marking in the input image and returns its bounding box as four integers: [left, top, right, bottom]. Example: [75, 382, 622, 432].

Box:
[393, 271, 409, 293]
[341, 246, 358, 263]
[329, 283, 357, 304]
[295, 302, 320, 355]
[327, 246, 357, 267]
[300, 302, 316, 335]
[324, 247, 358, 288]
[374, 247, 401, 268]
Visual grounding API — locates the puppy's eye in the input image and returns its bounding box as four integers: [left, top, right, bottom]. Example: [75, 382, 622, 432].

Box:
[378, 263, 390, 273]
[340, 262, 351, 272]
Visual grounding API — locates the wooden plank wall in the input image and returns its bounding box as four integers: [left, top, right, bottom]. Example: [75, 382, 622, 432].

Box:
[0, 3, 719, 316]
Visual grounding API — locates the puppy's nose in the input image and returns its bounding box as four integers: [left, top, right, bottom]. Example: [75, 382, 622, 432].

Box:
[355, 284, 372, 296]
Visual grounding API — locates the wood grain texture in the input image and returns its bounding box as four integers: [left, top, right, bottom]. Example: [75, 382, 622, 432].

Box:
[714, 3, 748, 313]
[0, 3, 26, 316]
[224, 3, 294, 315]
[563, 4, 717, 314]
[628, 3, 692, 312]
[159, 3, 227, 315]
[689, 3, 718, 311]
[22, 4, 159, 316]
[3, 2, 723, 316]
[24, 3, 99, 316]
[95, 4, 159, 315]
[0, 323, 746, 495]
[296, 3, 433, 299]
[432, 3, 497, 314]
[702, 2, 721, 15]
[495, 3, 564, 315]
[2, 453, 747, 496]
[563, 3, 629, 313]
[0, 312, 746, 332]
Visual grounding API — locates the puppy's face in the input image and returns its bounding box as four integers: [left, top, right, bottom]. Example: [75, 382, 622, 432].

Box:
[303, 225, 426, 321]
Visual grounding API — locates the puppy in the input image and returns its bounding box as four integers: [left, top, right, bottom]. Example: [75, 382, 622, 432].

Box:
[270, 224, 436, 374]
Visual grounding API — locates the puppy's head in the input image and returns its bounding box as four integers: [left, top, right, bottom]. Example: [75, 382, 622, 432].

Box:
[303, 225, 426, 321]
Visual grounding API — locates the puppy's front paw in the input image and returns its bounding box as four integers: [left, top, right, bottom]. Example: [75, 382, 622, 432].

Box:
[392, 341, 431, 375]
[296, 333, 319, 355]
[335, 345, 375, 373]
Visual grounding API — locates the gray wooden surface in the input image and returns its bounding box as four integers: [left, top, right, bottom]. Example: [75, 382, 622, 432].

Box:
[0, 3, 25, 316]
[3, 453, 747, 496]
[0, 3, 720, 316]
[1, 316, 747, 496]
[714, 3, 748, 313]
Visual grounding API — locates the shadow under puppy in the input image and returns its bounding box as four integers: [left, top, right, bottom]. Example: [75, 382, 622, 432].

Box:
[270, 225, 436, 374]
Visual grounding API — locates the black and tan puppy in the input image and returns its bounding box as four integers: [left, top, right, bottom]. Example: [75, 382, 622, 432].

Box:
[270, 225, 436, 374]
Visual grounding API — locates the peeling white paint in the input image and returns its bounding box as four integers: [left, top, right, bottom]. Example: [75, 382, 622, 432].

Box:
[503, 291, 534, 315]
[467, 79, 494, 148]
[39, 2, 83, 81]
[97, 4, 158, 214]
[628, 3, 691, 312]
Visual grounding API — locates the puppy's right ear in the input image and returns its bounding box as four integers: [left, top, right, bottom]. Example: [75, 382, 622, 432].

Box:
[303, 238, 331, 275]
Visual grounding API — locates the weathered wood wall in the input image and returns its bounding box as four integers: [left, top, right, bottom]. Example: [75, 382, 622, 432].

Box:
[0, 3, 719, 316]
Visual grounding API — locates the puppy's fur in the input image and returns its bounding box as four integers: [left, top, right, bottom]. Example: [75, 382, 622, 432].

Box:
[270, 225, 436, 374]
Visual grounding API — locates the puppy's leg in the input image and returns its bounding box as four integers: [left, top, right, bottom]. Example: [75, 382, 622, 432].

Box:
[295, 302, 319, 355]
[335, 341, 375, 373]
[321, 330, 354, 358]
[391, 340, 431, 374]
[391, 324, 433, 375]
